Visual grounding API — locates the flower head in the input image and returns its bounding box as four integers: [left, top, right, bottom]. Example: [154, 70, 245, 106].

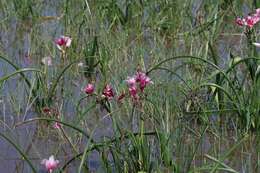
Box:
[135, 71, 153, 92]
[255, 8, 260, 16]
[53, 122, 62, 129]
[235, 17, 245, 26]
[129, 86, 138, 98]
[41, 155, 59, 173]
[125, 76, 136, 87]
[135, 71, 145, 82]
[102, 84, 114, 100]
[244, 16, 260, 28]
[55, 36, 72, 50]
[84, 83, 95, 95]
[124, 70, 153, 102]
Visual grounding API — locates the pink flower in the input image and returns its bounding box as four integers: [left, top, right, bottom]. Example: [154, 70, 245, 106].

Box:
[55, 36, 72, 49]
[235, 8, 260, 28]
[135, 71, 153, 92]
[244, 16, 260, 28]
[235, 11, 260, 28]
[102, 84, 114, 100]
[84, 83, 95, 94]
[53, 122, 61, 129]
[124, 70, 153, 102]
[125, 77, 136, 87]
[135, 71, 146, 82]
[235, 17, 245, 26]
[129, 86, 138, 98]
[41, 155, 59, 173]
[253, 15, 260, 23]
[140, 76, 152, 92]
[255, 8, 260, 16]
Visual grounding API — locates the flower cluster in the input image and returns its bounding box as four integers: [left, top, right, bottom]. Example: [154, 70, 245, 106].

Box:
[83, 83, 115, 100]
[41, 155, 59, 173]
[125, 71, 153, 101]
[82, 71, 152, 103]
[236, 8, 260, 28]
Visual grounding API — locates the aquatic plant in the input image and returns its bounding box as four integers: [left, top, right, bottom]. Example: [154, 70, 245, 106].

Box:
[0, 0, 259, 173]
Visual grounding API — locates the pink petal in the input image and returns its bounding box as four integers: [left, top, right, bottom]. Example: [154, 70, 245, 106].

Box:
[125, 77, 136, 87]
[102, 84, 114, 100]
[41, 159, 47, 165]
[256, 8, 260, 16]
[84, 83, 95, 94]
[53, 122, 61, 129]
[235, 17, 245, 26]
[65, 37, 72, 47]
